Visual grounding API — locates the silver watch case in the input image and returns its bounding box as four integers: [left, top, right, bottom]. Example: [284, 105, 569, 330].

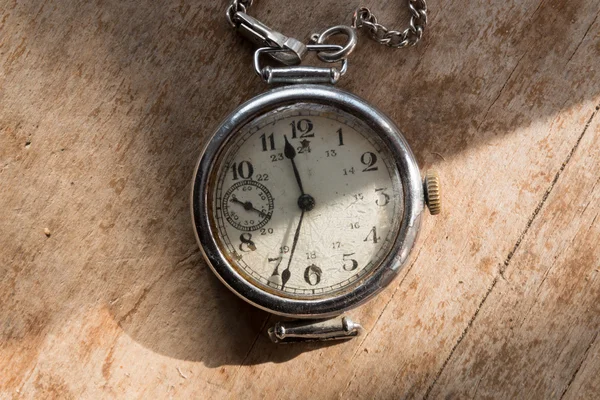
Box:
[191, 84, 424, 319]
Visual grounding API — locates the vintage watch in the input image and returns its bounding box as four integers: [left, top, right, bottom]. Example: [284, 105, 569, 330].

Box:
[191, 0, 441, 343]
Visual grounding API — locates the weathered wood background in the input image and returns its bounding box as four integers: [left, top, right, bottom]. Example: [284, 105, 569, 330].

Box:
[1, 0, 599, 398]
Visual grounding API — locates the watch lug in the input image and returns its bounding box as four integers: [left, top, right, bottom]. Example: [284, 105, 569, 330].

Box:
[268, 315, 363, 343]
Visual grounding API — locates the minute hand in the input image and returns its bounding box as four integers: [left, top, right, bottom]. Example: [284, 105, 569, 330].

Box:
[280, 209, 305, 289]
[284, 135, 305, 195]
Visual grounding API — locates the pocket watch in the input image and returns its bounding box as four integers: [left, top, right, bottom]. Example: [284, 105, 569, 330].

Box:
[191, 0, 441, 343]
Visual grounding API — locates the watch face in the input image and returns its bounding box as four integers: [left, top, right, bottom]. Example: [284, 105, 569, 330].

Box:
[206, 103, 404, 300]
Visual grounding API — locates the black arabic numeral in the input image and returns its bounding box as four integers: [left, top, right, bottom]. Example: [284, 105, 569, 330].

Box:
[260, 227, 274, 235]
[256, 173, 269, 182]
[270, 153, 284, 162]
[290, 119, 314, 138]
[239, 233, 256, 252]
[231, 161, 254, 180]
[342, 253, 359, 271]
[260, 133, 276, 151]
[337, 127, 344, 146]
[364, 226, 381, 243]
[304, 264, 322, 286]
[361, 152, 378, 172]
[375, 188, 390, 206]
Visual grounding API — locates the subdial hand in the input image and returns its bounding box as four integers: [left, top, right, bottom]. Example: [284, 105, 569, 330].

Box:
[280, 210, 305, 289]
[284, 135, 305, 195]
[230, 196, 267, 218]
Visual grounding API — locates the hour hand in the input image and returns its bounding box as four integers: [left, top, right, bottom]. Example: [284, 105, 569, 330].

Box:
[284, 134, 296, 159]
[284, 135, 305, 195]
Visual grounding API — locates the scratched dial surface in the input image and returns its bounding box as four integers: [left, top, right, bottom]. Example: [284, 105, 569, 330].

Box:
[210, 103, 404, 299]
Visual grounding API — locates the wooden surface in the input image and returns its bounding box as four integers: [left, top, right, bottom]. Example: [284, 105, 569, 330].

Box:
[1, 0, 599, 398]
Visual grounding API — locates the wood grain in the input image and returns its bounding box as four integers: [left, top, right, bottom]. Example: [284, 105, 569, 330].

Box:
[429, 106, 600, 399]
[1, 0, 599, 398]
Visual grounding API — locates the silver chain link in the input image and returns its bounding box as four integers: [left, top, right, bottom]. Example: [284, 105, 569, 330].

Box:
[226, 0, 254, 27]
[226, 0, 427, 48]
[352, 0, 427, 48]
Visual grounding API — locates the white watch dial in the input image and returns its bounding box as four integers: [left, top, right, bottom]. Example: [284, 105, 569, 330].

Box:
[210, 103, 404, 299]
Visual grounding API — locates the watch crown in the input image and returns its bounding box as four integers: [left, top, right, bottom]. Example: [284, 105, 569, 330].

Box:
[424, 170, 442, 215]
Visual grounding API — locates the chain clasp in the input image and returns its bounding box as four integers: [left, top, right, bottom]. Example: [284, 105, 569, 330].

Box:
[234, 12, 307, 65]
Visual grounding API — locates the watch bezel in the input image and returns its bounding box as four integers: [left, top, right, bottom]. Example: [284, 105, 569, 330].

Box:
[191, 84, 423, 318]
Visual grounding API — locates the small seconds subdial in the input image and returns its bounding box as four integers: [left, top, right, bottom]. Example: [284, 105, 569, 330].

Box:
[222, 180, 274, 231]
